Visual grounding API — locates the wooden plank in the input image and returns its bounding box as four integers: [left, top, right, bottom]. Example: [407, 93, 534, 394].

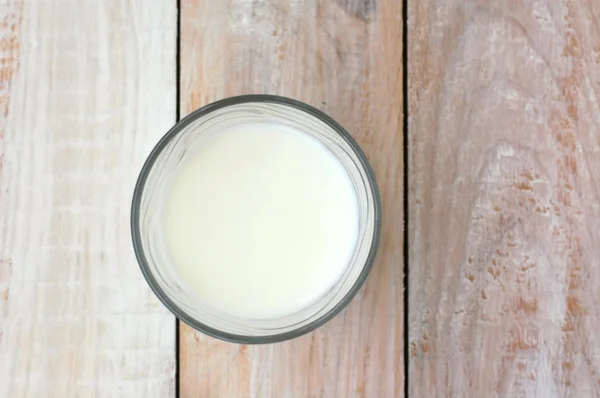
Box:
[0, 1, 177, 396]
[409, 0, 600, 396]
[179, 0, 403, 397]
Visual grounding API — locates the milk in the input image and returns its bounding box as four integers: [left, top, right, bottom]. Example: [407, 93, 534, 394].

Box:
[165, 122, 359, 319]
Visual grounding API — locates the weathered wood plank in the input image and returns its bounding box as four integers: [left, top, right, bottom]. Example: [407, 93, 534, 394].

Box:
[179, 0, 403, 397]
[0, 1, 177, 396]
[409, 0, 600, 396]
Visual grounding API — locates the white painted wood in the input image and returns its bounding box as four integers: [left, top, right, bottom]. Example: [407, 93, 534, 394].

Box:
[0, 1, 176, 396]
[409, 0, 600, 396]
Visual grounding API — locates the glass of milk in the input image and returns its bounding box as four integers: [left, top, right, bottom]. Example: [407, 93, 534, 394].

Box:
[131, 95, 381, 343]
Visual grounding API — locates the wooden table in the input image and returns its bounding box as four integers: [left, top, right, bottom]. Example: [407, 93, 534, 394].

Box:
[0, 0, 402, 396]
[409, 0, 600, 397]
[2, 0, 599, 397]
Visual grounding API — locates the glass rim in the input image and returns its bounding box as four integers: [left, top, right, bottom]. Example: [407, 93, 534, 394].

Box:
[131, 94, 382, 344]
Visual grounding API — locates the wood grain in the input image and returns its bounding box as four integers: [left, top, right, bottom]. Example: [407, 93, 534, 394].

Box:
[179, 0, 403, 397]
[0, 1, 177, 396]
[409, 0, 600, 396]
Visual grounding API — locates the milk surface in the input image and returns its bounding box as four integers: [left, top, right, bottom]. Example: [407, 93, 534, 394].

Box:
[165, 122, 359, 319]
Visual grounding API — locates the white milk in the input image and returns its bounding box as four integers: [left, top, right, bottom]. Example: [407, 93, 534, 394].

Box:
[165, 122, 359, 319]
